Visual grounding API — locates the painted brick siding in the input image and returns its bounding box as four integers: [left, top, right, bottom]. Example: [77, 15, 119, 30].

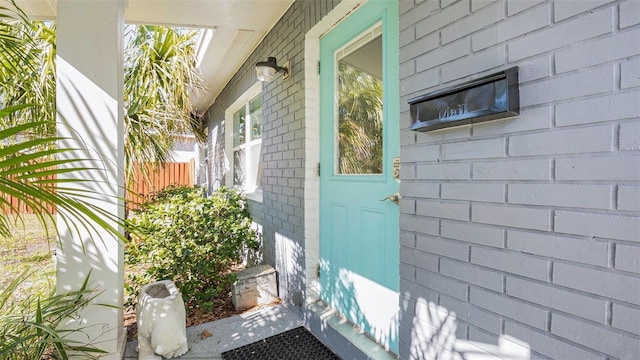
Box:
[399, 0, 640, 359]
[203, 0, 340, 311]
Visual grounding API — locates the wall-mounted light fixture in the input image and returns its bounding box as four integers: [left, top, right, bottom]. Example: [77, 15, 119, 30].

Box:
[255, 57, 290, 82]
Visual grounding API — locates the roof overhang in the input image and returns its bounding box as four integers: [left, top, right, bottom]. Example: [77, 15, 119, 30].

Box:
[15, 0, 293, 114]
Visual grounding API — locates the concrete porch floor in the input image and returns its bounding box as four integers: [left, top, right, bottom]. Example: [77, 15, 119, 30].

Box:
[123, 304, 303, 360]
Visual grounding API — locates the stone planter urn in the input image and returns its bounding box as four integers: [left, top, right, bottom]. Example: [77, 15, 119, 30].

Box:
[137, 280, 189, 359]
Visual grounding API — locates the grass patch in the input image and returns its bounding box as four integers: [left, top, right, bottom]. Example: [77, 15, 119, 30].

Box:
[0, 214, 56, 301]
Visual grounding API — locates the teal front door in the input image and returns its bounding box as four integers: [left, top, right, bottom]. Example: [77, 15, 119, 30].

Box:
[319, 0, 399, 353]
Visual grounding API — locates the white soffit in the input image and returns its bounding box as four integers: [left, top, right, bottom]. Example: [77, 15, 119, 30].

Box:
[12, 0, 55, 19]
[16, 0, 294, 113]
[191, 27, 256, 114]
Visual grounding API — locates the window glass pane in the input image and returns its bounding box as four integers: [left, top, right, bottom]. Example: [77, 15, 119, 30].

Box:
[336, 34, 383, 175]
[233, 148, 245, 187]
[230, 89, 263, 195]
[233, 109, 245, 147]
[249, 95, 262, 140]
[250, 142, 262, 190]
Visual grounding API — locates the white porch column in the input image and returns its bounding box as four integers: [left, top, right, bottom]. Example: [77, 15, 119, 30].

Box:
[55, 1, 126, 359]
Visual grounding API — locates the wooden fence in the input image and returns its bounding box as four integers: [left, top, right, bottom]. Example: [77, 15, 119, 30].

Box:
[126, 160, 196, 209]
[1, 160, 195, 214]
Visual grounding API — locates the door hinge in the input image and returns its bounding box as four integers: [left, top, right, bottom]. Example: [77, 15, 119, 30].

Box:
[317, 61, 321, 75]
[317, 162, 321, 177]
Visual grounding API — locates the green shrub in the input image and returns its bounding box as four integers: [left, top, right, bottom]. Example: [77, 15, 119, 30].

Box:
[125, 186, 259, 310]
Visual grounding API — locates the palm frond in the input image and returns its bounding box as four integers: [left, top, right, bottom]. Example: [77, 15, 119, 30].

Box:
[0, 115, 125, 242]
[0, 15, 56, 134]
[123, 24, 205, 186]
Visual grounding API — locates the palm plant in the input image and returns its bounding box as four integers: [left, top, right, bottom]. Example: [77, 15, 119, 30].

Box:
[0, 6, 56, 137]
[0, 270, 105, 360]
[1, 13, 205, 188]
[124, 24, 205, 185]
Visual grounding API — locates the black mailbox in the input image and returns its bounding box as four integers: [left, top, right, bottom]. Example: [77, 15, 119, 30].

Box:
[408, 67, 519, 132]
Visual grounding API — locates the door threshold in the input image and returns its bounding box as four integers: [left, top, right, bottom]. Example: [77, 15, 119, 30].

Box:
[304, 298, 397, 360]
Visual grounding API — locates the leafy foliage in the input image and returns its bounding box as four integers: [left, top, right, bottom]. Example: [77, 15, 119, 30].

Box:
[0, 270, 105, 360]
[125, 186, 259, 310]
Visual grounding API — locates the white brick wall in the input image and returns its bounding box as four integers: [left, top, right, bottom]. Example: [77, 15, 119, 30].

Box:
[555, 156, 640, 180]
[472, 3, 550, 51]
[505, 320, 602, 359]
[551, 313, 639, 359]
[507, 7, 613, 62]
[399, 0, 640, 358]
[619, 185, 640, 211]
[507, 125, 614, 156]
[472, 158, 551, 180]
[555, 91, 640, 126]
[620, 0, 640, 28]
[620, 121, 640, 150]
[612, 303, 640, 333]
[440, 258, 503, 291]
[441, 220, 505, 247]
[507, 229, 610, 265]
[506, 276, 607, 322]
[508, 183, 612, 209]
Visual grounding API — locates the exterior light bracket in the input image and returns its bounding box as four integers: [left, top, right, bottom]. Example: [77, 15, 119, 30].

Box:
[255, 57, 290, 82]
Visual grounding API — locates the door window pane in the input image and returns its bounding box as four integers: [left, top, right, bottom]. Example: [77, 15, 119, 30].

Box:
[336, 33, 383, 175]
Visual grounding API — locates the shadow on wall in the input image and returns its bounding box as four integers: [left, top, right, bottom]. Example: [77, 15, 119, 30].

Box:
[405, 298, 530, 360]
[274, 231, 306, 310]
[56, 58, 126, 355]
[240, 222, 265, 267]
[206, 122, 226, 196]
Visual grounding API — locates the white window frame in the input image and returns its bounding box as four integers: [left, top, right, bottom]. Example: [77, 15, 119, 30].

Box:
[225, 82, 263, 202]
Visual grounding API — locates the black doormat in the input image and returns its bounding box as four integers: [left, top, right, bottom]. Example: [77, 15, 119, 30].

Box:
[221, 326, 341, 360]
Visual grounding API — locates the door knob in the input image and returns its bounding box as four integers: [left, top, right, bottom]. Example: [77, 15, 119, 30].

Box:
[380, 192, 400, 205]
